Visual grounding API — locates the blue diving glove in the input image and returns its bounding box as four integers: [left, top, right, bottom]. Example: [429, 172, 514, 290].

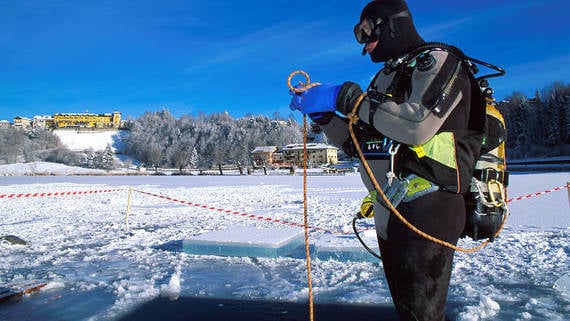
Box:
[289, 84, 341, 115]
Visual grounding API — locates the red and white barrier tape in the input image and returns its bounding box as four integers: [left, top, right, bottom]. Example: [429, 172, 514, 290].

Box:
[0, 189, 124, 199]
[134, 185, 568, 233]
[133, 189, 333, 233]
[506, 184, 569, 203]
[2, 184, 566, 233]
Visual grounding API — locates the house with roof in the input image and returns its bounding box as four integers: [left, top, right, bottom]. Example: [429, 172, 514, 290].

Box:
[33, 115, 55, 129]
[279, 143, 338, 166]
[251, 146, 278, 167]
[252, 143, 339, 167]
[12, 116, 32, 130]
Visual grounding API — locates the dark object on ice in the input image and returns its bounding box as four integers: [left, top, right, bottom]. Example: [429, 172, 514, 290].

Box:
[0, 235, 28, 245]
[0, 282, 47, 303]
[116, 296, 400, 321]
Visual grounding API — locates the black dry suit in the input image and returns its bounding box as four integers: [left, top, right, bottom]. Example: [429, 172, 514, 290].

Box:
[314, 1, 486, 320]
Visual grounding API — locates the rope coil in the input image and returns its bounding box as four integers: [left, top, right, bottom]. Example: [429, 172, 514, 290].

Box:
[287, 70, 321, 94]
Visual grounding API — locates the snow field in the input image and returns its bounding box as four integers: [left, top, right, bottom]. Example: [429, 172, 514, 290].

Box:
[0, 172, 569, 320]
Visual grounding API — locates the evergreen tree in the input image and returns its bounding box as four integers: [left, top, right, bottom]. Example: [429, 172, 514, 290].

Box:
[100, 144, 116, 169]
[545, 92, 562, 147]
[189, 147, 199, 169]
[545, 82, 570, 144]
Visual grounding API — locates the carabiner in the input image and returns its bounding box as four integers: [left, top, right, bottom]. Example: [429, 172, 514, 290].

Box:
[486, 179, 505, 208]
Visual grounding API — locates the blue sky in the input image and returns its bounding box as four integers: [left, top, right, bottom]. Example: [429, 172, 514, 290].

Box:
[1, 0, 569, 122]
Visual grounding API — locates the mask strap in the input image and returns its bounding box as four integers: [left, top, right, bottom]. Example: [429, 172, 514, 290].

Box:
[386, 10, 412, 39]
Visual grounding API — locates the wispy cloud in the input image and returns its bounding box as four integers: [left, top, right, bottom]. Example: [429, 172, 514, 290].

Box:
[504, 53, 570, 79]
[420, 16, 474, 39]
[419, 0, 554, 40]
[184, 20, 327, 74]
[295, 43, 358, 65]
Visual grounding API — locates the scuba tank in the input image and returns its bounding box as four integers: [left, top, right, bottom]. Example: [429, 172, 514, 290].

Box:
[407, 42, 510, 242]
[386, 41, 510, 242]
[462, 79, 509, 241]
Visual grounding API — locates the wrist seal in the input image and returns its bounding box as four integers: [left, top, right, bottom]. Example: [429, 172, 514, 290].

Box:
[336, 82, 363, 115]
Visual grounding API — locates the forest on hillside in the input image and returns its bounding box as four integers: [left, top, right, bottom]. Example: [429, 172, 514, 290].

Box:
[0, 112, 306, 170]
[0, 82, 569, 169]
[497, 82, 570, 159]
[123, 111, 304, 170]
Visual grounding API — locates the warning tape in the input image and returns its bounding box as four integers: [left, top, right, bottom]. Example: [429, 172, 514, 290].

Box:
[133, 189, 333, 233]
[506, 184, 569, 203]
[2, 184, 566, 232]
[132, 184, 568, 234]
[0, 189, 124, 199]
[133, 185, 569, 234]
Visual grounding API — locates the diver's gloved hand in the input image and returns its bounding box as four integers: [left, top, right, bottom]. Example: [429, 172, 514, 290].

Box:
[356, 190, 377, 219]
[289, 84, 341, 115]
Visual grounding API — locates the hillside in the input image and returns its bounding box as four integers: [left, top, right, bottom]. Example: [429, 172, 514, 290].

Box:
[53, 129, 129, 153]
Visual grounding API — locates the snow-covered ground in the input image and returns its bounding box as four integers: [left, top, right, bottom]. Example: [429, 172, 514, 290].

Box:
[53, 129, 128, 153]
[0, 164, 569, 321]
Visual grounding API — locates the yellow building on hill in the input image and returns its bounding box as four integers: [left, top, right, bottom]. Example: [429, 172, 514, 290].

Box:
[53, 111, 122, 129]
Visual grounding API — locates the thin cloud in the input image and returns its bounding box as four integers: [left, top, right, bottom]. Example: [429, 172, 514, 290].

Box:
[505, 54, 570, 81]
[419, 0, 551, 40]
[420, 16, 474, 39]
[184, 20, 327, 74]
[505, 53, 569, 72]
[296, 43, 358, 65]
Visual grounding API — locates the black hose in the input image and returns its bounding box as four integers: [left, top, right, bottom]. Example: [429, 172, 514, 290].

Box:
[405, 42, 506, 81]
[352, 217, 382, 260]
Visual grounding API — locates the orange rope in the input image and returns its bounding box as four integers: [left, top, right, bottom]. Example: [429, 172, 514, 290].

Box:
[288, 70, 316, 321]
[287, 70, 321, 93]
[302, 115, 315, 321]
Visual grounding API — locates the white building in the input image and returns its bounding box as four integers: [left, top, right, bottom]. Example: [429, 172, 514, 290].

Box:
[280, 143, 338, 165]
[33, 115, 54, 129]
[12, 116, 32, 130]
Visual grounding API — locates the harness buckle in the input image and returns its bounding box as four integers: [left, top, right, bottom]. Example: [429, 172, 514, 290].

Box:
[378, 174, 439, 209]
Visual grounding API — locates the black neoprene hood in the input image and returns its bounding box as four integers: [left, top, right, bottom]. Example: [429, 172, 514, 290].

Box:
[360, 0, 409, 21]
[359, 0, 424, 62]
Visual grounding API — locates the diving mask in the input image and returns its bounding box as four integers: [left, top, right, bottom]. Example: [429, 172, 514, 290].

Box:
[353, 17, 383, 44]
[354, 10, 412, 44]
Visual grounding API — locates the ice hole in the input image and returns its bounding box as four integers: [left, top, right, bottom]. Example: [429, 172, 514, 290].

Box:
[314, 231, 380, 262]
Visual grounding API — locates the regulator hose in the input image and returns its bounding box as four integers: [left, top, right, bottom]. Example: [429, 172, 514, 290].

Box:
[352, 217, 382, 260]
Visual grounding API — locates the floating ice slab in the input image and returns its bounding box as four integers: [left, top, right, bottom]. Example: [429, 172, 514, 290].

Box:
[554, 273, 570, 296]
[314, 230, 380, 262]
[182, 226, 305, 258]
